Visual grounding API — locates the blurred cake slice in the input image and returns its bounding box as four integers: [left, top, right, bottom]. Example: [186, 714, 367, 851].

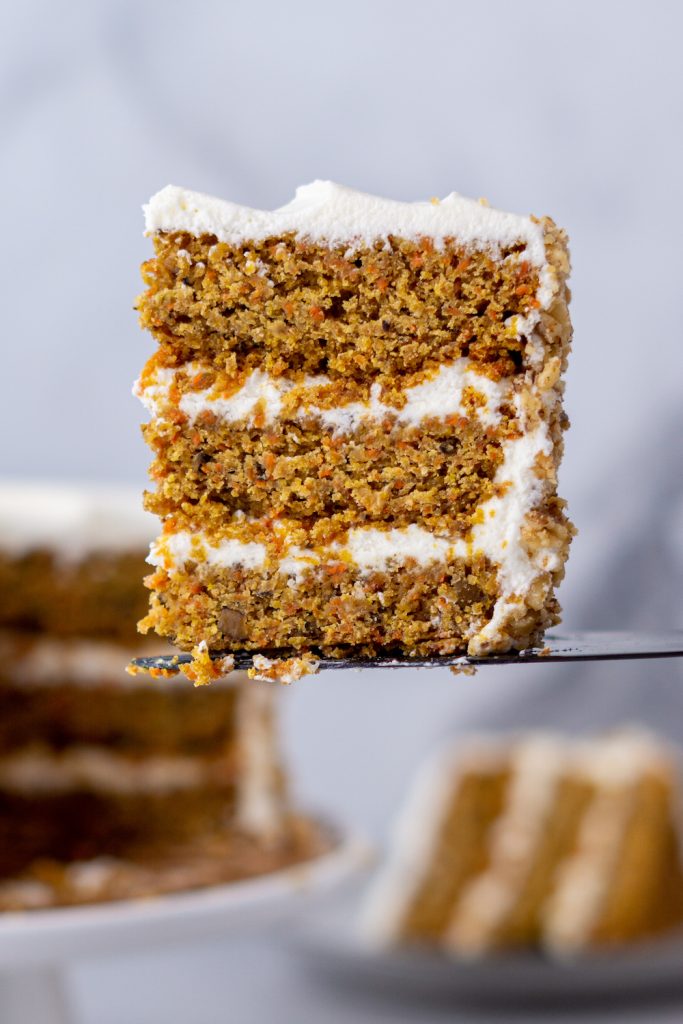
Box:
[362, 730, 683, 955]
[135, 182, 573, 660]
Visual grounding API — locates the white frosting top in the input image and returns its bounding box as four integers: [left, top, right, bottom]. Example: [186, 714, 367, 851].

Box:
[0, 482, 156, 559]
[144, 181, 547, 262]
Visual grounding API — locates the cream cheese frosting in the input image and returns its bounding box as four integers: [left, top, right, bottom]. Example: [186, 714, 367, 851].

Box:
[147, 523, 467, 578]
[144, 181, 548, 263]
[0, 746, 230, 796]
[0, 482, 155, 559]
[134, 359, 512, 433]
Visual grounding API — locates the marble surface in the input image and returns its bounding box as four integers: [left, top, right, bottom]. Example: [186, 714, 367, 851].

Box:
[3, 0, 683, 1020]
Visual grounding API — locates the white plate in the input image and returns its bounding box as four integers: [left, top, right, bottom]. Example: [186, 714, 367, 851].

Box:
[295, 903, 683, 1008]
[0, 826, 370, 1024]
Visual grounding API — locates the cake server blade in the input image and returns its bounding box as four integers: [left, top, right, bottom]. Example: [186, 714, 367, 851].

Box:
[130, 630, 683, 674]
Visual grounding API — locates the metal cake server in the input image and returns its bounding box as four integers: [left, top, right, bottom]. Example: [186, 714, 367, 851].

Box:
[130, 631, 683, 674]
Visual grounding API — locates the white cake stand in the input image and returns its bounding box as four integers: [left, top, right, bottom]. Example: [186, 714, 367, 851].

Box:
[0, 827, 369, 1024]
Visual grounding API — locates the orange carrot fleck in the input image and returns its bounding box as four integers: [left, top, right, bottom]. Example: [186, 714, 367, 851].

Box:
[324, 563, 347, 577]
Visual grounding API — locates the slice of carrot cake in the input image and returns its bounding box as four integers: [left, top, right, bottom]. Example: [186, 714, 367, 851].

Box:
[136, 182, 574, 658]
[362, 729, 683, 955]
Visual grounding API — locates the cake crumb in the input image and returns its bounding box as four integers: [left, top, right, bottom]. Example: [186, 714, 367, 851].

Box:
[126, 654, 181, 678]
[183, 641, 235, 686]
[248, 653, 320, 685]
[449, 657, 477, 677]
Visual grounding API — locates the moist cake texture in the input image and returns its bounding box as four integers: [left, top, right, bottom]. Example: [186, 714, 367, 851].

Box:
[362, 730, 683, 956]
[136, 182, 574, 658]
[0, 484, 322, 909]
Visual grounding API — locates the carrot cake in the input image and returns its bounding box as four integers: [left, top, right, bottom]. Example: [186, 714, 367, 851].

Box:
[362, 729, 683, 956]
[135, 182, 574, 659]
[0, 484, 323, 909]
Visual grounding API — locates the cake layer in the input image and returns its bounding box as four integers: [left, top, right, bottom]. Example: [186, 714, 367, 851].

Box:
[142, 553, 500, 655]
[143, 418, 501, 531]
[0, 549, 149, 640]
[0, 634, 242, 756]
[0, 484, 154, 640]
[139, 183, 565, 384]
[0, 788, 240, 877]
[137, 356, 515, 530]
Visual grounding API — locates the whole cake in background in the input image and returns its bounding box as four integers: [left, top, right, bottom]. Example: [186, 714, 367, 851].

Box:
[0, 483, 322, 910]
[362, 729, 683, 956]
[135, 182, 573, 664]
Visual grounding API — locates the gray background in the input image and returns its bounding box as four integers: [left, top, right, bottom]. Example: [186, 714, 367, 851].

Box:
[3, 0, 683, 1020]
